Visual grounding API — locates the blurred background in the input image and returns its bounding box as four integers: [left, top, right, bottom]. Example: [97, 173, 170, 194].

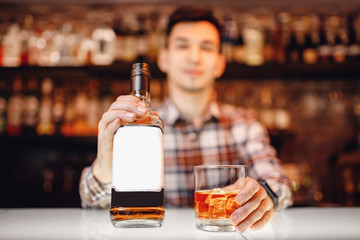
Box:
[0, 0, 359, 208]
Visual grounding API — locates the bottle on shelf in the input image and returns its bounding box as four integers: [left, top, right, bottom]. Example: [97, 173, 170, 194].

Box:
[243, 16, 264, 66]
[233, 31, 244, 64]
[61, 84, 76, 136]
[72, 87, 89, 136]
[286, 32, 301, 63]
[346, 16, 360, 62]
[113, 15, 125, 63]
[121, 13, 138, 63]
[23, 77, 40, 135]
[77, 22, 94, 66]
[0, 17, 4, 66]
[136, 14, 151, 61]
[303, 33, 318, 64]
[27, 18, 43, 66]
[53, 83, 65, 135]
[333, 33, 347, 63]
[100, 81, 113, 118]
[37, 21, 59, 66]
[87, 79, 101, 136]
[148, 11, 165, 62]
[58, 22, 80, 66]
[2, 23, 21, 67]
[91, 21, 116, 65]
[0, 80, 7, 135]
[37, 78, 55, 135]
[263, 27, 276, 64]
[111, 62, 164, 228]
[274, 13, 289, 65]
[6, 76, 24, 136]
[19, 14, 34, 66]
[317, 16, 333, 63]
[222, 17, 237, 63]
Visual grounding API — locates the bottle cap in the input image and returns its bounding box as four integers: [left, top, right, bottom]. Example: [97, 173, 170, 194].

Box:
[131, 62, 150, 92]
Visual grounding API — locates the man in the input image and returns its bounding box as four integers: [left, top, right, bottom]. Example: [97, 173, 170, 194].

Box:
[80, 6, 293, 232]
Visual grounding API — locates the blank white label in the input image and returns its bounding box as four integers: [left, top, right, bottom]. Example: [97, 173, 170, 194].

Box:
[112, 125, 164, 191]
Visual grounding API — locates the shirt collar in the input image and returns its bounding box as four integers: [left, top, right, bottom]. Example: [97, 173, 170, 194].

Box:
[162, 97, 222, 126]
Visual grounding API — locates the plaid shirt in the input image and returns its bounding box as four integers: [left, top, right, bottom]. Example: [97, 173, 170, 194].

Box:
[80, 99, 293, 210]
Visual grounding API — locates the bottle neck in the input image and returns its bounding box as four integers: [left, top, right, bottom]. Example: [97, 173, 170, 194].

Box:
[130, 90, 151, 108]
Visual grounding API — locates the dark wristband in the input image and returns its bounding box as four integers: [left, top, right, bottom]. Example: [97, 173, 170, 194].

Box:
[258, 180, 278, 209]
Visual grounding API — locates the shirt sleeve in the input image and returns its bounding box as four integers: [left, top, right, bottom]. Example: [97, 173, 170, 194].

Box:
[79, 164, 111, 208]
[232, 116, 293, 211]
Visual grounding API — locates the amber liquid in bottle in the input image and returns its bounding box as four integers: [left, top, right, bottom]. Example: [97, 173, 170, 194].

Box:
[110, 62, 164, 228]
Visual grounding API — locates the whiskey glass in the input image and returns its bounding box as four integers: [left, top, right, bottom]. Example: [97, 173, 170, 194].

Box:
[194, 165, 246, 232]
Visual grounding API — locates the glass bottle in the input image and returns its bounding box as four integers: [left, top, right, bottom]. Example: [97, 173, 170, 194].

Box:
[6, 76, 23, 136]
[243, 16, 264, 66]
[87, 79, 101, 136]
[36, 78, 55, 135]
[222, 17, 237, 63]
[2, 23, 21, 67]
[58, 22, 79, 66]
[0, 80, 7, 135]
[0, 18, 5, 66]
[303, 33, 318, 64]
[111, 62, 164, 228]
[122, 13, 138, 63]
[317, 15, 333, 63]
[37, 21, 59, 66]
[346, 16, 360, 62]
[233, 31, 244, 64]
[91, 21, 116, 65]
[286, 32, 300, 63]
[333, 33, 347, 63]
[136, 14, 150, 61]
[23, 77, 40, 135]
[53, 84, 65, 135]
[19, 14, 34, 66]
[72, 86, 89, 136]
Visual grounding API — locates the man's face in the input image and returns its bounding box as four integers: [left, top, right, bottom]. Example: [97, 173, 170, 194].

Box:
[159, 21, 225, 93]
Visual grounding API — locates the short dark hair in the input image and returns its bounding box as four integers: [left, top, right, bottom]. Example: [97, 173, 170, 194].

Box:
[166, 6, 222, 47]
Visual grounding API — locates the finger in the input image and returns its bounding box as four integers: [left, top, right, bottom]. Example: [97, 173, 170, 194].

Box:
[98, 110, 136, 135]
[234, 197, 273, 232]
[230, 186, 268, 225]
[109, 100, 147, 115]
[102, 110, 137, 125]
[102, 118, 122, 152]
[116, 95, 142, 103]
[250, 209, 274, 231]
[115, 95, 147, 109]
[236, 177, 261, 205]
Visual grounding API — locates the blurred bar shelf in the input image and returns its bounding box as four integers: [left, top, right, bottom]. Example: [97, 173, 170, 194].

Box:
[0, 135, 97, 149]
[222, 62, 360, 80]
[1, 62, 359, 80]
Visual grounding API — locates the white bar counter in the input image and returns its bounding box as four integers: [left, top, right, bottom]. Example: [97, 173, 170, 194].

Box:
[0, 207, 359, 240]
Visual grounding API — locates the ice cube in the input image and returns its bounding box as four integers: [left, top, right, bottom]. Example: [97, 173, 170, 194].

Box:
[204, 188, 225, 204]
[213, 188, 225, 194]
[205, 188, 227, 219]
[208, 197, 227, 218]
[225, 194, 239, 212]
